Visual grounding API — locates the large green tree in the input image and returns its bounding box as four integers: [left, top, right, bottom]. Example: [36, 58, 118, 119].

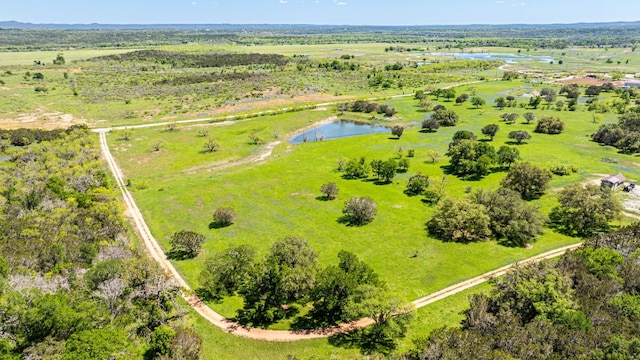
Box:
[473, 188, 546, 247]
[500, 162, 551, 200]
[427, 197, 491, 243]
[550, 183, 622, 236]
[199, 244, 256, 299]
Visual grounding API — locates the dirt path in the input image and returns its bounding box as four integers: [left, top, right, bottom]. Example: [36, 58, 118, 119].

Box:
[97, 99, 582, 342]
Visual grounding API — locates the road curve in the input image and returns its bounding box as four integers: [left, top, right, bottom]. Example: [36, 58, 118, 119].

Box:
[98, 127, 583, 342]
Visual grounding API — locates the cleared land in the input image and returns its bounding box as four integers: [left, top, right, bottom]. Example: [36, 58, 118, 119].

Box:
[109, 79, 638, 336]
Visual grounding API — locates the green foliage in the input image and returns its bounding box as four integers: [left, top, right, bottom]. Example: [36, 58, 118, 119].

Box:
[391, 125, 404, 139]
[310, 250, 383, 325]
[320, 182, 339, 200]
[343, 157, 370, 179]
[427, 197, 491, 243]
[507, 130, 531, 144]
[474, 188, 546, 247]
[342, 197, 377, 225]
[535, 116, 565, 134]
[238, 237, 318, 326]
[199, 244, 256, 300]
[577, 246, 624, 281]
[550, 184, 622, 237]
[61, 327, 131, 360]
[212, 207, 236, 227]
[170, 229, 206, 259]
[431, 108, 459, 127]
[496, 145, 520, 168]
[446, 139, 496, 178]
[148, 325, 175, 358]
[471, 96, 486, 108]
[500, 162, 551, 200]
[405, 173, 429, 196]
[481, 124, 499, 140]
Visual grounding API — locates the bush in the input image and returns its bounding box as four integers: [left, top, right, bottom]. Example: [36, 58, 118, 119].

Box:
[535, 116, 565, 134]
[213, 207, 236, 227]
[405, 173, 429, 196]
[320, 182, 339, 200]
[391, 125, 404, 139]
[342, 197, 377, 226]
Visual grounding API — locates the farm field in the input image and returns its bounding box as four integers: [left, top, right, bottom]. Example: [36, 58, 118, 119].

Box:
[109, 78, 640, 349]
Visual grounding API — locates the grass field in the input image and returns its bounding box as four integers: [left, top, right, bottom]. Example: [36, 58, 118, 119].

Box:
[0, 48, 137, 66]
[109, 79, 640, 351]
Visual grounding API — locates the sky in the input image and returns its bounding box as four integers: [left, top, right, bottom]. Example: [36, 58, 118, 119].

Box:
[3, 0, 640, 26]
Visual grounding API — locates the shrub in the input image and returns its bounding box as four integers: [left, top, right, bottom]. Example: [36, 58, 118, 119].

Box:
[342, 197, 377, 225]
[213, 207, 236, 227]
[320, 182, 339, 200]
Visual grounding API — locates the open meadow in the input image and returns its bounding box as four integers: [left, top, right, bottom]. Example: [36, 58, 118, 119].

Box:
[108, 78, 640, 355]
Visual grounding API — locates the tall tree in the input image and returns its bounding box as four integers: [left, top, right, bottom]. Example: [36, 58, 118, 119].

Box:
[550, 183, 621, 236]
[500, 162, 551, 200]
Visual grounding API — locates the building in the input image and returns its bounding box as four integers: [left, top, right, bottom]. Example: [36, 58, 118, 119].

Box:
[601, 173, 626, 190]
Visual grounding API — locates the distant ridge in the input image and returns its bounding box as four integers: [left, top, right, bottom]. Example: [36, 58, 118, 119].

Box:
[2, 20, 640, 30]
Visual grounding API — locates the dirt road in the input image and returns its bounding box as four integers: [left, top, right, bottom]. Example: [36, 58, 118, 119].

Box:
[98, 126, 583, 342]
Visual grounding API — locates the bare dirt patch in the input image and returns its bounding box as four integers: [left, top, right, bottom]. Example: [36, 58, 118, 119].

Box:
[555, 76, 623, 86]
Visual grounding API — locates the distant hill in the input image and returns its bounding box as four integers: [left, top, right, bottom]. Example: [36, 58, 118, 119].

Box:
[2, 20, 640, 30]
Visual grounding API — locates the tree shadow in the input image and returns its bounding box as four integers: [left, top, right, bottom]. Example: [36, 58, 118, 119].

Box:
[208, 221, 232, 229]
[290, 312, 333, 331]
[194, 288, 223, 303]
[166, 249, 191, 261]
[387, 137, 400, 140]
[328, 327, 398, 356]
[315, 195, 332, 201]
[373, 179, 393, 185]
[505, 141, 527, 146]
[419, 129, 438, 133]
[337, 215, 367, 227]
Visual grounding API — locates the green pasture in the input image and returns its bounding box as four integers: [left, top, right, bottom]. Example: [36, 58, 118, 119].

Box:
[0, 48, 136, 66]
[110, 80, 639, 336]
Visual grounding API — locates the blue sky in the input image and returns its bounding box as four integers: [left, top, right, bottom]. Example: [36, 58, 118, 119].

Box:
[3, 0, 640, 25]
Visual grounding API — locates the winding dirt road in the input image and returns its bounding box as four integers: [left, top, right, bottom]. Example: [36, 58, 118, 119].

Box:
[97, 121, 583, 342]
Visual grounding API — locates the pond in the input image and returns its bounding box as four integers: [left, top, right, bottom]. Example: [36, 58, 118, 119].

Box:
[288, 120, 389, 144]
[426, 52, 556, 64]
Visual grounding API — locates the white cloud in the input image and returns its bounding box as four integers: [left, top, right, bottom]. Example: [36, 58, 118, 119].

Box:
[336, 1, 347, 5]
[496, 0, 504, 3]
[191, 1, 197, 5]
[279, 0, 288, 3]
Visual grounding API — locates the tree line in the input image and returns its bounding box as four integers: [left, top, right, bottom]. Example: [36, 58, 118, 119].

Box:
[0, 128, 200, 359]
[398, 223, 640, 360]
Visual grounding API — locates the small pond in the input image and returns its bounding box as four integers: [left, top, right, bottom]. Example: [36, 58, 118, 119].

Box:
[426, 52, 556, 64]
[289, 120, 389, 144]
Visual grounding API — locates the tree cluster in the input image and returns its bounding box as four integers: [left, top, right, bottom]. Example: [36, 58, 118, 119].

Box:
[338, 100, 397, 117]
[403, 226, 640, 359]
[592, 112, 640, 153]
[445, 134, 497, 178]
[198, 239, 414, 352]
[428, 188, 545, 246]
[0, 128, 196, 359]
